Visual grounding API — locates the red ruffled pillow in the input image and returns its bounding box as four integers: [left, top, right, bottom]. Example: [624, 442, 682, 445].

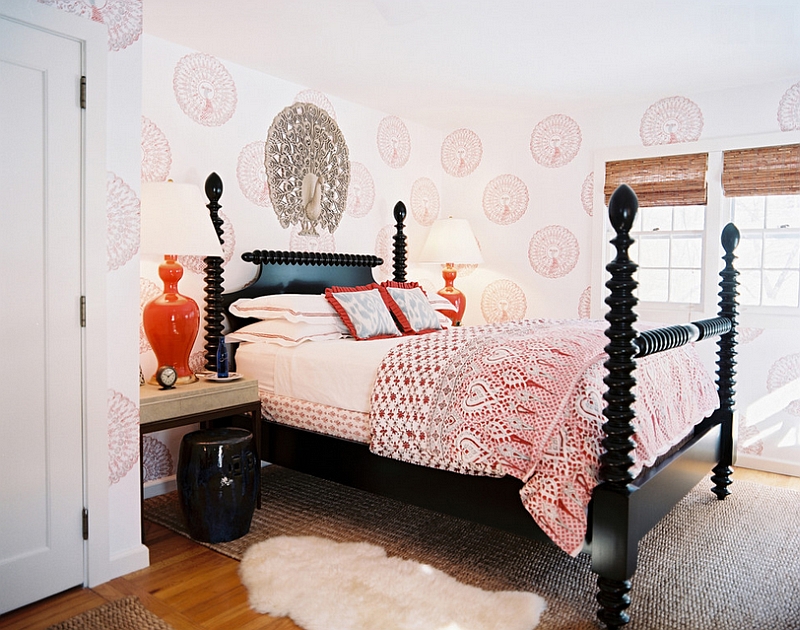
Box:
[324, 284, 404, 340]
[380, 281, 443, 335]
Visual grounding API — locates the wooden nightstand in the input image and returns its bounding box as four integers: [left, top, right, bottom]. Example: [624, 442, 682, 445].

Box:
[139, 377, 262, 538]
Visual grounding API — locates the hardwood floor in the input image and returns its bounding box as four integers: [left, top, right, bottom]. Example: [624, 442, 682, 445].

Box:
[0, 519, 300, 630]
[0, 467, 796, 630]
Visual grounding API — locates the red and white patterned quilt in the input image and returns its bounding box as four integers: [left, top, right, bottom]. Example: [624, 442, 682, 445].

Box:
[369, 319, 718, 556]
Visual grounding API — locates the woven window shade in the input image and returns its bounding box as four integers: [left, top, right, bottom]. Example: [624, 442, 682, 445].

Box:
[722, 144, 800, 197]
[604, 153, 708, 207]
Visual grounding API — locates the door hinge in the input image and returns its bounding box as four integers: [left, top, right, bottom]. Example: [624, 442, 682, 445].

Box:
[80, 296, 86, 327]
[80, 76, 86, 109]
[82, 508, 89, 540]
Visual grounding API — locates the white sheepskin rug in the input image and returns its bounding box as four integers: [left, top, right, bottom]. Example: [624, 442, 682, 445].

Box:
[239, 535, 546, 630]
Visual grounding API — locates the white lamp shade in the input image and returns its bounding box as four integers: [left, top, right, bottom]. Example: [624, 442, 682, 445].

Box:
[419, 217, 483, 264]
[140, 181, 224, 256]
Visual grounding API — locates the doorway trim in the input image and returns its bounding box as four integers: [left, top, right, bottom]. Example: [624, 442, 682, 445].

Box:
[1, 0, 111, 588]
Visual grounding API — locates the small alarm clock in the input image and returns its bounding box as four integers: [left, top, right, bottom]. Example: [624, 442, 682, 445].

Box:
[155, 365, 178, 389]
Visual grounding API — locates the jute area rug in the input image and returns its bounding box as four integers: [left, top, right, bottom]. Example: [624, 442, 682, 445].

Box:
[45, 595, 175, 630]
[144, 465, 800, 630]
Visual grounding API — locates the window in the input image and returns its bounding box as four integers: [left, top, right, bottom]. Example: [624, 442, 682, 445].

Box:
[603, 153, 708, 306]
[723, 144, 800, 309]
[597, 140, 800, 319]
[730, 195, 800, 307]
[624, 204, 705, 304]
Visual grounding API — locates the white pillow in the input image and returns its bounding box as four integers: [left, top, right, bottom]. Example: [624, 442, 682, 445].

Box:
[230, 294, 348, 332]
[225, 319, 345, 346]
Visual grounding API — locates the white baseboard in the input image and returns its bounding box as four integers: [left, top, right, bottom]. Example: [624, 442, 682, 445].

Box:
[736, 453, 800, 478]
[143, 475, 176, 499]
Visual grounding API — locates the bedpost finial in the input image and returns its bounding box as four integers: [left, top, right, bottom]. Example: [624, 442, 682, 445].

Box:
[205, 172, 223, 202]
[721, 223, 740, 254]
[394, 200, 407, 223]
[608, 184, 638, 233]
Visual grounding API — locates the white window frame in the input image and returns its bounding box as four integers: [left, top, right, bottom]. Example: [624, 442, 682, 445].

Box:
[592, 130, 800, 329]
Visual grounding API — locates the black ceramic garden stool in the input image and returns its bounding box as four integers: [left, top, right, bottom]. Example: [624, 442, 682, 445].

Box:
[177, 427, 260, 543]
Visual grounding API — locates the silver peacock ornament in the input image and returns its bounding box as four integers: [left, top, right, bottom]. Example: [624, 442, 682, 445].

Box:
[265, 102, 350, 236]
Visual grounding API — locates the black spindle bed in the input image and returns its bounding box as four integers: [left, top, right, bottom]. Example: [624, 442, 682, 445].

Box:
[201, 173, 739, 629]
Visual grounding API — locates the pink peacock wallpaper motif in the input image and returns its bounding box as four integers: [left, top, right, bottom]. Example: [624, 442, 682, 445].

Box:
[578, 286, 591, 319]
[441, 128, 483, 177]
[410, 177, 440, 226]
[482, 174, 528, 225]
[639, 96, 703, 146]
[480, 279, 527, 323]
[581, 172, 594, 216]
[346, 162, 376, 218]
[237, 141, 272, 207]
[106, 172, 139, 272]
[142, 435, 173, 482]
[173, 53, 237, 127]
[530, 114, 582, 168]
[38, 0, 142, 51]
[377, 116, 411, 168]
[737, 414, 764, 456]
[107, 389, 139, 484]
[528, 225, 580, 279]
[141, 116, 172, 183]
[738, 327, 764, 345]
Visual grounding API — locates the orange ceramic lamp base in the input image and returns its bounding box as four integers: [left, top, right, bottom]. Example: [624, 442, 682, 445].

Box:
[143, 255, 200, 385]
[437, 263, 466, 326]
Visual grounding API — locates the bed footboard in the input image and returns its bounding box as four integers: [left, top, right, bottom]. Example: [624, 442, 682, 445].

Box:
[594, 184, 739, 629]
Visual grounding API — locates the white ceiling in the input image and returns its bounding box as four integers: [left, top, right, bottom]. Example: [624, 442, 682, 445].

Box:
[143, 0, 800, 129]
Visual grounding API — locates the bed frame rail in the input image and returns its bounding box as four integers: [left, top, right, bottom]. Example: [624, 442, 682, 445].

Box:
[633, 317, 730, 358]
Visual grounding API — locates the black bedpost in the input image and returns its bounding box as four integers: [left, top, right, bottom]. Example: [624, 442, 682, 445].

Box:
[203, 172, 225, 372]
[595, 183, 640, 629]
[711, 223, 740, 500]
[392, 201, 407, 283]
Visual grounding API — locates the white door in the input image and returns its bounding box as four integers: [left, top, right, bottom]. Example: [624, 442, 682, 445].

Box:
[0, 14, 86, 613]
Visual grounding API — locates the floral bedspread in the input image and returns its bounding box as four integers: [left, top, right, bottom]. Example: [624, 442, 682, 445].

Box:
[369, 319, 718, 556]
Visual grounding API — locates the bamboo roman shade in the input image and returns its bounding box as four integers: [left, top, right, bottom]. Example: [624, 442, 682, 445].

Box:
[721, 144, 800, 197]
[604, 153, 708, 207]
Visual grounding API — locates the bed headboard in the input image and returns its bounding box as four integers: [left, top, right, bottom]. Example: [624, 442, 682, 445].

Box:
[204, 194, 409, 363]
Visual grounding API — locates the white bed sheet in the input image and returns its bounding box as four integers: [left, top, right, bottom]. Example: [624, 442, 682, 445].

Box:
[235, 336, 408, 413]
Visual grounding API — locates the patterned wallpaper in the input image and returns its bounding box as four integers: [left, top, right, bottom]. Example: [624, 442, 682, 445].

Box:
[135, 35, 800, 482]
[41, 0, 800, 501]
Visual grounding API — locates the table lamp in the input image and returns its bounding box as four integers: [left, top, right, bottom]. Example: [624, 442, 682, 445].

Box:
[419, 217, 483, 326]
[140, 181, 224, 385]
